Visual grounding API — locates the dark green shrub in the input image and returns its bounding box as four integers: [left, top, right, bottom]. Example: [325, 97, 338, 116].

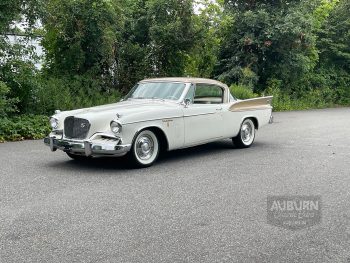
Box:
[230, 84, 258, 100]
[265, 78, 338, 111]
[28, 75, 122, 115]
[0, 114, 51, 142]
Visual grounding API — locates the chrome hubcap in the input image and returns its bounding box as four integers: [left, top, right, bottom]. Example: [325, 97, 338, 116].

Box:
[136, 135, 154, 160]
[241, 122, 253, 143]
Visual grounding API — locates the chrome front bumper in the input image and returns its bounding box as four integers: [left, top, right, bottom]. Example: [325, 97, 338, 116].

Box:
[44, 134, 131, 157]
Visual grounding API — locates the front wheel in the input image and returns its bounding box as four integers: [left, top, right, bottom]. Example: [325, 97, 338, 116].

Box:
[129, 129, 160, 168]
[232, 118, 256, 148]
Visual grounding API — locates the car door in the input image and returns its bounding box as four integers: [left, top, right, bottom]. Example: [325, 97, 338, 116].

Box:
[183, 83, 224, 146]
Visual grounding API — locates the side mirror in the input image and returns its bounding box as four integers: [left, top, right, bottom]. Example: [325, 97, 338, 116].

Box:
[183, 98, 191, 108]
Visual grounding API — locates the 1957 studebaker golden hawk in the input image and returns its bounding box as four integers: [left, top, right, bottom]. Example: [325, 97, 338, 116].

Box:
[44, 78, 273, 167]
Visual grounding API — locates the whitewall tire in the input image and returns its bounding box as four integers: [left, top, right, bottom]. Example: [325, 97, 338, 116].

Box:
[232, 118, 256, 148]
[129, 129, 160, 167]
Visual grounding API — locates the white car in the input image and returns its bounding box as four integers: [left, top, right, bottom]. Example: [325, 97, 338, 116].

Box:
[44, 78, 273, 167]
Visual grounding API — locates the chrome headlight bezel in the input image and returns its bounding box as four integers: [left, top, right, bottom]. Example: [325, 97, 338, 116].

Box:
[110, 121, 122, 134]
[50, 117, 59, 130]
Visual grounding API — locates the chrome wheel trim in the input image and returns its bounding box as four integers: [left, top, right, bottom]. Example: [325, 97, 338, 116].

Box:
[134, 130, 159, 165]
[136, 135, 154, 160]
[240, 119, 255, 145]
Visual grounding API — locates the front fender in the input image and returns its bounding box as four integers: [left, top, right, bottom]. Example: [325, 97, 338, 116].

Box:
[121, 117, 184, 151]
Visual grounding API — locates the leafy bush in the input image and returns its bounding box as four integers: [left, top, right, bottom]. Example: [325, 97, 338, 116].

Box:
[0, 74, 122, 141]
[0, 115, 51, 142]
[230, 84, 258, 100]
[32, 75, 122, 115]
[265, 78, 337, 111]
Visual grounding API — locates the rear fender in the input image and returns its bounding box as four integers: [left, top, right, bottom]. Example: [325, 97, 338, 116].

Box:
[229, 96, 273, 112]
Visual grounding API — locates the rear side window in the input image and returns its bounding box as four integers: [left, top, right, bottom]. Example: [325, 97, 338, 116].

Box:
[194, 84, 223, 104]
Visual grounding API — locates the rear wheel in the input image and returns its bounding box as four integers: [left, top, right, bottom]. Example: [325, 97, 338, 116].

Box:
[233, 118, 256, 148]
[129, 129, 160, 168]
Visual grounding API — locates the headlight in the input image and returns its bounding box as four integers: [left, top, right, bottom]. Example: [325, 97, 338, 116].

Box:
[110, 121, 122, 134]
[50, 117, 59, 130]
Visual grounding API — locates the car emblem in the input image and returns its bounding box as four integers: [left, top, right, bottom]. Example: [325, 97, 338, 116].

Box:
[81, 123, 86, 128]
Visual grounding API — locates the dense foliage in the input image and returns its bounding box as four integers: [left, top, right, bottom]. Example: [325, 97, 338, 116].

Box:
[0, 114, 50, 142]
[116, 0, 197, 92]
[0, 0, 349, 141]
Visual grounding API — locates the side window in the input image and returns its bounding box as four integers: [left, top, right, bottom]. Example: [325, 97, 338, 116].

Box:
[193, 84, 224, 104]
[184, 84, 195, 103]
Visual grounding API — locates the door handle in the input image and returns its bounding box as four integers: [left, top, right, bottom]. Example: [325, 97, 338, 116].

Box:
[216, 107, 223, 111]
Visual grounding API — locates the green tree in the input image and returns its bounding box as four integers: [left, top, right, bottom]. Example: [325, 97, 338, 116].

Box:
[146, 0, 195, 76]
[0, 0, 43, 34]
[116, 0, 196, 92]
[318, 0, 350, 72]
[42, 0, 120, 78]
[316, 0, 350, 104]
[0, 0, 43, 60]
[0, 81, 18, 118]
[184, 0, 223, 78]
[215, 0, 319, 92]
[115, 0, 152, 92]
[0, 0, 43, 114]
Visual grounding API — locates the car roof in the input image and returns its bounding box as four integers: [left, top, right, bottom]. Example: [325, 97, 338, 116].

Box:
[140, 77, 228, 87]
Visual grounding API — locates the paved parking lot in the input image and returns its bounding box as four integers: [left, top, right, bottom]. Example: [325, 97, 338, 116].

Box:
[1, 108, 350, 262]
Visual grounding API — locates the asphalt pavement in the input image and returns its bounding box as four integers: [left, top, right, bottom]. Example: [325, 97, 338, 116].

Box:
[1, 107, 350, 263]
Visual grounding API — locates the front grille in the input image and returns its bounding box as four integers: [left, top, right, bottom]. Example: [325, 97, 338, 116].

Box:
[64, 116, 90, 139]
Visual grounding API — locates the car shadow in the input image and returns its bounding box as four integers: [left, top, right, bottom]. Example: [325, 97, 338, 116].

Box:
[47, 155, 131, 172]
[158, 139, 265, 164]
[46, 139, 264, 172]
[159, 139, 234, 162]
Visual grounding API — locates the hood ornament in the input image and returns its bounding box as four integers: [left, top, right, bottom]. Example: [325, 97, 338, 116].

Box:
[116, 113, 122, 119]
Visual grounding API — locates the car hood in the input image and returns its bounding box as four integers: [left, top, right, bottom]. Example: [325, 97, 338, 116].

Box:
[54, 99, 183, 131]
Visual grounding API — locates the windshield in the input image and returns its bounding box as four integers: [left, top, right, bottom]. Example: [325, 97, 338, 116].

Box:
[125, 82, 186, 101]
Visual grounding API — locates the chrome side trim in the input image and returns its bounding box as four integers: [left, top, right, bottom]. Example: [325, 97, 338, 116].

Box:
[229, 106, 273, 112]
[122, 108, 224, 125]
[183, 112, 216, 118]
[123, 116, 183, 125]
